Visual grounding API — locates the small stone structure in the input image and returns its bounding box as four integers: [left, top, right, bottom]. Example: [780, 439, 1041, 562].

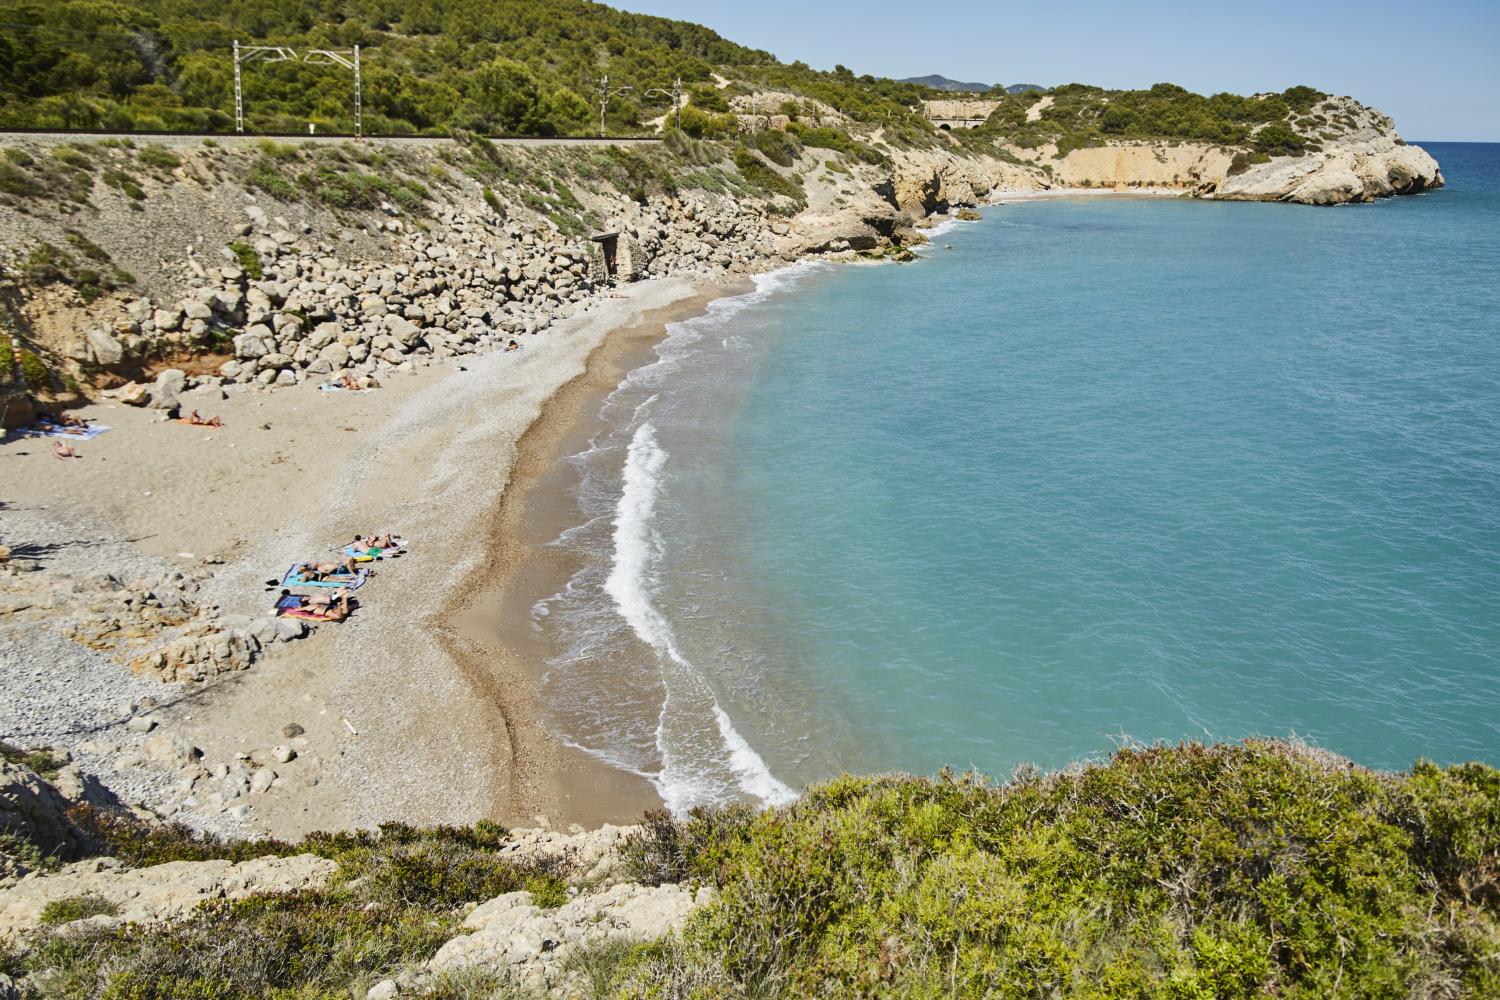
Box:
[588, 232, 644, 284]
[922, 99, 1002, 130]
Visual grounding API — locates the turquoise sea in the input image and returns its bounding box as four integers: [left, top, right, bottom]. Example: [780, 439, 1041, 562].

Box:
[537, 142, 1500, 810]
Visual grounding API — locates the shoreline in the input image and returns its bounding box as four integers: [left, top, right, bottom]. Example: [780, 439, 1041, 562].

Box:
[1, 273, 757, 838]
[430, 279, 754, 825]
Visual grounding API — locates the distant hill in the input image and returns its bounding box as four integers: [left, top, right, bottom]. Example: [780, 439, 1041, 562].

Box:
[901, 75, 995, 93]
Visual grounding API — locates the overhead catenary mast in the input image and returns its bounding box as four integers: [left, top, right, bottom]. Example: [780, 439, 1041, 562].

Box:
[596, 74, 635, 137]
[233, 41, 363, 137]
[232, 40, 297, 134]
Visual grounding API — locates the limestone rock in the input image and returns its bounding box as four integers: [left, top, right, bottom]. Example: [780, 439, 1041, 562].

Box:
[140, 732, 202, 769]
[0, 760, 97, 873]
[425, 881, 709, 990]
[151, 369, 186, 411]
[86, 328, 125, 367]
[0, 854, 336, 936]
[116, 382, 150, 407]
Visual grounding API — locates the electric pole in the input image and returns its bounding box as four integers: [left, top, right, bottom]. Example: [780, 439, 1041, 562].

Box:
[304, 46, 363, 138]
[232, 40, 297, 134]
[644, 77, 683, 131]
[597, 75, 635, 137]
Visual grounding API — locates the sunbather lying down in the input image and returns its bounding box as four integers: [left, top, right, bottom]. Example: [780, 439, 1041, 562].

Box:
[355, 533, 398, 551]
[278, 588, 353, 621]
[293, 556, 360, 581]
[181, 410, 222, 427]
[52, 440, 80, 460]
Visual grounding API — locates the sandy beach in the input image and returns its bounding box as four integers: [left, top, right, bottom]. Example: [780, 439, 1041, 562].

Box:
[1, 273, 747, 838]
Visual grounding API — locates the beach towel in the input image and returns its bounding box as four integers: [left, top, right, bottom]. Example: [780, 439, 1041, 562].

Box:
[16, 422, 111, 440]
[274, 592, 356, 621]
[282, 606, 345, 622]
[280, 564, 368, 590]
[340, 539, 407, 560]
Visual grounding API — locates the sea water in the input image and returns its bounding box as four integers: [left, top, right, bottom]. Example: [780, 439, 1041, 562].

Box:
[537, 142, 1500, 810]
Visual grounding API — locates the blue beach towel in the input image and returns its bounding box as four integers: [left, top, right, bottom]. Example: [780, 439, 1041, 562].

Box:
[281, 564, 369, 590]
[16, 422, 111, 440]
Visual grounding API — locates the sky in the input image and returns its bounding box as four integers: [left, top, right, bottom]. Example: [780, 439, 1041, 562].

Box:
[616, 0, 1499, 141]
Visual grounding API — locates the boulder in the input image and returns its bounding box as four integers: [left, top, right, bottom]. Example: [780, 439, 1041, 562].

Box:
[151, 369, 186, 411]
[0, 760, 97, 872]
[386, 315, 423, 347]
[308, 322, 342, 350]
[234, 328, 272, 360]
[116, 382, 151, 407]
[318, 342, 350, 369]
[86, 328, 125, 367]
[141, 732, 202, 768]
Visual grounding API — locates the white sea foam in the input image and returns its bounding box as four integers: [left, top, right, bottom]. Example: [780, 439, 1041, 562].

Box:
[535, 265, 821, 814]
[607, 421, 796, 813]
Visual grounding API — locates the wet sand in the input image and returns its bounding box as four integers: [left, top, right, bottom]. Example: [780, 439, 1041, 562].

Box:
[433, 281, 753, 826]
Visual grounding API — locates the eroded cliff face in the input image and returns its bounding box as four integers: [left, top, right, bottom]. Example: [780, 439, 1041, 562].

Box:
[1213, 137, 1441, 204]
[995, 94, 1443, 205]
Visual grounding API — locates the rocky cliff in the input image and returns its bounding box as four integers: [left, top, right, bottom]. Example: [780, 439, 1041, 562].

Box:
[1000, 94, 1442, 204]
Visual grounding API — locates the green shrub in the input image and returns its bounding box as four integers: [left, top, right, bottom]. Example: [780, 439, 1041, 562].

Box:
[748, 129, 799, 167]
[0, 743, 67, 779]
[38, 894, 119, 926]
[227, 241, 263, 280]
[245, 157, 298, 200]
[3, 147, 34, 167]
[677, 106, 736, 140]
[1253, 123, 1317, 157]
[49, 147, 92, 170]
[639, 741, 1500, 997]
[101, 169, 146, 200]
[137, 144, 181, 170]
[256, 139, 301, 161]
[18, 349, 49, 391]
[0, 163, 40, 198]
[481, 186, 502, 213]
[731, 147, 804, 204]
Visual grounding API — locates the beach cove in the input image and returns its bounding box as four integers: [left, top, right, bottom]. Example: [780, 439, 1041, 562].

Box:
[522, 142, 1500, 809]
[2, 275, 761, 835]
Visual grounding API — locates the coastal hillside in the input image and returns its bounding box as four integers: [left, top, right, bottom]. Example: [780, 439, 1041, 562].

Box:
[3, 740, 1498, 997]
[0, 0, 934, 136]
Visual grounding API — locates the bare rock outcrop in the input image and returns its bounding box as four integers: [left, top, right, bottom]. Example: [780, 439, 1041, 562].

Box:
[1012, 95, 1442, 205]
[417, 882, 712, 994]
[889, 146, 1042, 214]
[0, 853, 336, 937]
[0, 760, 97, 874]
[1214, 138, 1441, 204]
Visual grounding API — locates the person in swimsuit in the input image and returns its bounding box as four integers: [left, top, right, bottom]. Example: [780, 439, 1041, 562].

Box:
[294, 556, 359, 581]
[52, 440, 79, 460]
[186, 411, 222, 427]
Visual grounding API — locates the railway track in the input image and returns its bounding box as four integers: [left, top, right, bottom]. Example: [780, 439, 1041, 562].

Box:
[0, 128, 662, 147]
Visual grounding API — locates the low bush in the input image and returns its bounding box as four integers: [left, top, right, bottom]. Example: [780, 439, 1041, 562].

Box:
[244, 156, 298, 200]
[731, 147, 804, 205]
[630, 741, 1500, 997]
[677, 105, 736, 140]
[136, 144, 180, 170]
[747, 129, 800, 167]
[38, 895, 118, 926]
[227, 241, 263, 280]
[1, 743, 68, 779]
